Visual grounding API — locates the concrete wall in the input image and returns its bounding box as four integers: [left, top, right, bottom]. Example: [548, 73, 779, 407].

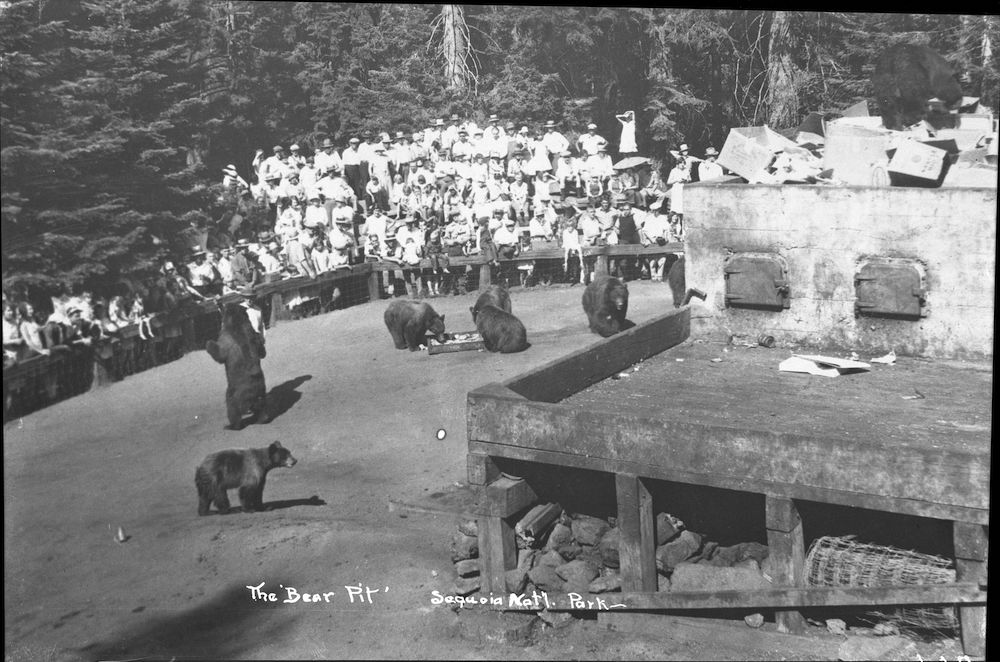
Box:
[683, 183, 996, 360]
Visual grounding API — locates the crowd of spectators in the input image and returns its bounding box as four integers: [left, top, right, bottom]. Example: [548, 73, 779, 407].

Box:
[4, 112, 725, 369]
[205, 113, 722, 298]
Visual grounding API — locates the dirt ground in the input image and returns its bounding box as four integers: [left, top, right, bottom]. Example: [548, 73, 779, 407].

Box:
[3, 282, 967, 661]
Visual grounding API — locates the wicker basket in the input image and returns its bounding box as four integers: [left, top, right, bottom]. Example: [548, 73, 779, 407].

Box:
[805, 535, 958, 635]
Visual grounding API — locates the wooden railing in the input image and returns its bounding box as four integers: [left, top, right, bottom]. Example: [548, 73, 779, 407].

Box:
[3, 243, 683, 420]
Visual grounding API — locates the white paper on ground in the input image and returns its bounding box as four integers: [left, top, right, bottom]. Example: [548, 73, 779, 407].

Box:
[779, 354, 872, 377]
[870, 350, 896, 365]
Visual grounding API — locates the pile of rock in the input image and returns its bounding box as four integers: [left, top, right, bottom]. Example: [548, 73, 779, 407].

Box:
[451, 519, 481, 596]
[450, 506, 774, 598]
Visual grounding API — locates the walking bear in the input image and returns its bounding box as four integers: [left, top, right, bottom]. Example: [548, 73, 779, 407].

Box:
[206, 304, 268, 430]
[872, 44, 963, 131]
[384, 299, 446, 351]
[196, 441, 297, 515]
[470, 284, 512, 323]
[476, 304, 530, 353]
[582, 276, 630, 337]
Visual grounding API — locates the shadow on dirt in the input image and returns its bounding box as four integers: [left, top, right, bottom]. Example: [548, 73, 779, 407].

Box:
[77, 583, 297, 660]
[266, 374, 312, 422]
[265, 495, 327, 510]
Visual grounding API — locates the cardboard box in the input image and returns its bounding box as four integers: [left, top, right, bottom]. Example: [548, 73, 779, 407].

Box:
[942, 164, 998, 188]
[716, 126, 799, 183]
[932, 129, 986, 152]
[887, 140, 947, 181]
[841, 100, 870, 118]
[822, 123, 892, 186]
[826, 115, 887, 131]
[956, 113, 995, 134]
[427, 332, 485, 355]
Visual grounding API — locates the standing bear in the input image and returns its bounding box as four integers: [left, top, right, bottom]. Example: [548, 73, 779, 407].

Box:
[206, 303, 268, 430]
[475, 304, 530, 353]
[384, 299, 447, 351]
[196, 441, 297, 515]
[470, 284, 512, 323]
[582, 275, 630, 337]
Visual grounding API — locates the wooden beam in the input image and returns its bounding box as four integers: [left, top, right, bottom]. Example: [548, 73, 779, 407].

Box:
[502, 307, 690, 402]
[492, 583, 987, 612]
[479, 263, 492, 290]
[465, 398, 988, 514]
[473, 476, 538, 518]
[766, 496, 807, 634]
[465, 440, 990, 526]
[615, 474, 658, 592]
[467, 453, 501, 486]
[954, 521, 988, 657]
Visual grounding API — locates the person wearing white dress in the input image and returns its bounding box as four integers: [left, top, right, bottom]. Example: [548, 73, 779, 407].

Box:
[615, 110, 638, 154]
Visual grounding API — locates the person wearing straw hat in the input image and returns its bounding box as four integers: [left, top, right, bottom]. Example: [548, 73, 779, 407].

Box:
[260, 145, 288, 183]
[288, 143, 306, 170]
[450, 127, 473, 162]
[236, 284, 266, 340]
[586, 141, 616, 185]
[314, 137, 342, 177]
[577, 122, 606, 157]
[698, 146, 724, 181]
[341, 136, 363, 202]
[328, 213, 356, 268]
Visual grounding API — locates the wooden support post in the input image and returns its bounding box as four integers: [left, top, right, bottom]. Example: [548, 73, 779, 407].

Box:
[594, 253, 610, 278]
[954, 521, 987, 657]
[269, 292, 288, 327]
[765, 495, 807, 634]
[478, 262, 492, 291]
[615, 474, 658, 592]
[181, 317, 197, 352]
[474, 472, 529, 595]
[367, 269, 382, 302]
[479, 514, 516, 595]
[467, 453, 501, 486]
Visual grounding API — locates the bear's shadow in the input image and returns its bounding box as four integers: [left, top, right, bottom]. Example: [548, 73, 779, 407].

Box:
[620, 319, 636, 332]
[207, 495, 327, 515]
[264, 374, 312, 422]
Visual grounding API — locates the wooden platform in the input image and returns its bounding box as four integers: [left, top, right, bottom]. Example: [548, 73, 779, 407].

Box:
[465, 307, 989, 655]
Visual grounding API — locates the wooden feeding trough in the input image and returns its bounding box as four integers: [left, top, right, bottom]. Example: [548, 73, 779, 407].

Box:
[465, 307, 989, 655]
[428, 332, 485, 355]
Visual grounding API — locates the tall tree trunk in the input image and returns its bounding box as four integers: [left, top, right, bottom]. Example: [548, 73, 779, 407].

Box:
[766, 11, 798, 129]
[441, 4, 469, 91]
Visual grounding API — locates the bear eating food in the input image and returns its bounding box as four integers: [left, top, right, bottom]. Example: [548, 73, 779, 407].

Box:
[475, 304, 530, 353]
[196, 441, 297, 515]
[470, 284, 512, 323]
[206, 303, 268, 430]
[383, 299, 447, 351]
[582, 275, 630, 337]
[872, 43, 963, 131]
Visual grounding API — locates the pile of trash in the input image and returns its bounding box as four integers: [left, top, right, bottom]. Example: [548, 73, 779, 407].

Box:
[715, 98, 997, 188]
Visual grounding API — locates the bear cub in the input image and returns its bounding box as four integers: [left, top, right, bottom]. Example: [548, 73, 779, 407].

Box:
[582, 275, 630, 337]
[196, 441, 297, 515]
[470, 284, 512, 322]
[475, 304, 530, 353]
[384, 299, 446, 351]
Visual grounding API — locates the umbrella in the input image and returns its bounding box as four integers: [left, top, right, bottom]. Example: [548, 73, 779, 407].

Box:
[613, 156, 651, 170]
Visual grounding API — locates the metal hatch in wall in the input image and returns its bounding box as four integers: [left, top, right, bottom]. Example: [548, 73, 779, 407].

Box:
[854, 259, 927, 319]
[724, 253, 791, 310]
